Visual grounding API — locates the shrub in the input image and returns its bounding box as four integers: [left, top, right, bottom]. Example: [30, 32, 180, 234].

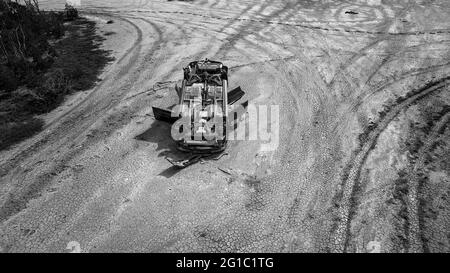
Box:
[0, 0, 65, 83]
[65, 3, 78, 21]
[0, 64, 18, 92]
[0, 117, 44, 151]
[0, 1, 113, 151]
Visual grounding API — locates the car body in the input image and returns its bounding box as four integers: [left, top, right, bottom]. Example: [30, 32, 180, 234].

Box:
[174, 59, 229, 153]
[152, 59, 245, 166]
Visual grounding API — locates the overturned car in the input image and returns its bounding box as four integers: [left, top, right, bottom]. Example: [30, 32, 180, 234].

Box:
[152, 59, 246, 167]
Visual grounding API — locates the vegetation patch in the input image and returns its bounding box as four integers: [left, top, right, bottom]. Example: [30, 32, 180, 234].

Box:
[0, 1, 114, 151]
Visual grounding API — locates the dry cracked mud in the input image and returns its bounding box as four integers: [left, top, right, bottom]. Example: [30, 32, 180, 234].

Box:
[0, 0, 449, 253]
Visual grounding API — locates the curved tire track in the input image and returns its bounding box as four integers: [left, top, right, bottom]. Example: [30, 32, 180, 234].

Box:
[332, 77, 450, 253]
[0, 14, 144, 177]
[407, 111, 450, 253]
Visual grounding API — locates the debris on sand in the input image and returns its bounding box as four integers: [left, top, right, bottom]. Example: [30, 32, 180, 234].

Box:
[218, 167, 233, 175]
[345, 10, 358, 15]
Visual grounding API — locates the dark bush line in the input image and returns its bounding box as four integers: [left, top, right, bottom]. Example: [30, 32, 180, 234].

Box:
[0, 1, 114, 151]
[0, 1, 65, 89]
[18, 18, 114, 114]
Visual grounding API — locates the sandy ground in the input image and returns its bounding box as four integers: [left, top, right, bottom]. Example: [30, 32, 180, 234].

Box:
[0, 0, 449, 253]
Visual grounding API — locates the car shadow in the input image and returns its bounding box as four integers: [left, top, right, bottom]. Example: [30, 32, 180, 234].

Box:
[158, 165, 182, 178]
[135, 120, 175, 156]
[134, 120, 187, 178]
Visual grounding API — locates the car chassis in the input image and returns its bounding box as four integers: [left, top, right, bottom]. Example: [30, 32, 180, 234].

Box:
[152, 59, 247, 168]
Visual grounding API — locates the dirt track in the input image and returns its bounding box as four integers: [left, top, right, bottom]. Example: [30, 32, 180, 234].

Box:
[1, 0, 450, 252]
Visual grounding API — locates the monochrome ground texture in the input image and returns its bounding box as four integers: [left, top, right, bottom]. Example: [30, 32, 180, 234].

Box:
[0, 0, 449, 253]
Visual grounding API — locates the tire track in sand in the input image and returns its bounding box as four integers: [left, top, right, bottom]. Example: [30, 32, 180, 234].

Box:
[0, 13, 163, 224]
[332, 77, 450, 252]
[406, 111, 450, 253]
[0, 14, 143, 177]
